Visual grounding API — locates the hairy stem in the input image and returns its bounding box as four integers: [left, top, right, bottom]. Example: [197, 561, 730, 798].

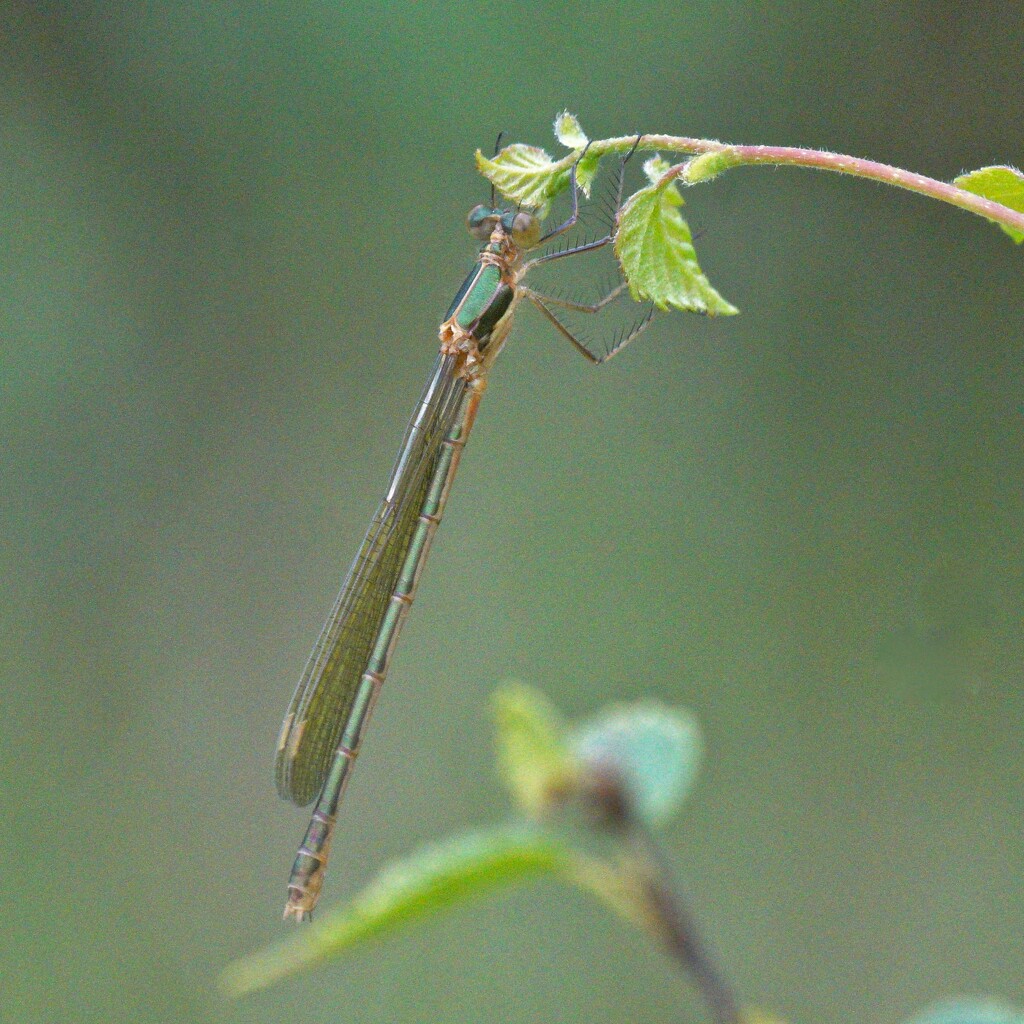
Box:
[568, 134, 1024, 236]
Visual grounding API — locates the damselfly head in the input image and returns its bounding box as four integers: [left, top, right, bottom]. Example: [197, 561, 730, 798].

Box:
[466, 205, 540, 249]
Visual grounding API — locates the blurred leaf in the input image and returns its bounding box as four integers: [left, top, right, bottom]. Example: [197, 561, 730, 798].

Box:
[740, 1011, 790, 1024]
[903, 998, 1024, 1024]
[221, 826, 575, 997]
[493, 682, 579, 817]
[476, 144, 568, 217]
[561, 848, 659, 936]
[573, 702, 703, 828]
[953, 166, 1024, 243]
[554, 110, 588, 149]
[616, 159, 738, 314]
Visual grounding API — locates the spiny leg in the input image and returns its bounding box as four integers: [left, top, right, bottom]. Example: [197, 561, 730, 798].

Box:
[524, 288, 656, 365]
[526, 133, 644, 271]
[521, 280, 629, 315]
[523, 135, 652, 364]
[598, 303, 657, 363]
[536, 141, 593, 246]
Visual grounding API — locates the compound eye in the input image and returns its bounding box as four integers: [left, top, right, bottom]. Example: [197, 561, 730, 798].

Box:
[510, 211, 540, 248]
[467, 204, 498, 240]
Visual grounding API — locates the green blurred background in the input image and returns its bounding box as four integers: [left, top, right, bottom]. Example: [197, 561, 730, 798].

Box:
[2, 2, 1022, 1022]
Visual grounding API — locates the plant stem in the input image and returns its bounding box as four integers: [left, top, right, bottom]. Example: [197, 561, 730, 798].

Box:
[585, 133, 1024, 236]
[629, 831, 742, 1024]
[584, 765, 742, 1024]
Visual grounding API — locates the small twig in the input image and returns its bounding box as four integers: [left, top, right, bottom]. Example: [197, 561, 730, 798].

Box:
[584, 764, 742, 1024]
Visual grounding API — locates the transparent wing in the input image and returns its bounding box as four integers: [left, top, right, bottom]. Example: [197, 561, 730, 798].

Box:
[275, 352, 468, 805]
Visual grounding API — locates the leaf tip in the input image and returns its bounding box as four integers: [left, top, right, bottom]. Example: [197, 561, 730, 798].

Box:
[475, 147, 495, 175]
[553, 110, 588, 149]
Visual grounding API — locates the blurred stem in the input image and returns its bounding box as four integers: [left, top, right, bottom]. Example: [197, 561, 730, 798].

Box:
[584, 766, 741, 1024]
[628, 833, 741, 1024]
[551, 134, 1024, 236]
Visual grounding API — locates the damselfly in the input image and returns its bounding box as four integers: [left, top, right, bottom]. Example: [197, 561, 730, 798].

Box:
[275, 138, 650, 920]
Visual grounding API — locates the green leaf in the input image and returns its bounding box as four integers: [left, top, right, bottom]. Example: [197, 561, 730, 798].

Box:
[572, 702, 703, 828]
[953, 165, 1024, 243]
[552, 111, 598, 196]
[903, 998, 1024, 1024]
[475, 144, 569, 217]
[554, 110, 588, 149]
[220, 827, 574, 997]
[493, 682, 579, 817]
[559, 849, 656, 936]
[615, 162, 739, 315]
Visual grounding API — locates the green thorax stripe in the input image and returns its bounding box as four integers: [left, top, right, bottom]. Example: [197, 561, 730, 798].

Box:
[452, 264, 503, 330]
